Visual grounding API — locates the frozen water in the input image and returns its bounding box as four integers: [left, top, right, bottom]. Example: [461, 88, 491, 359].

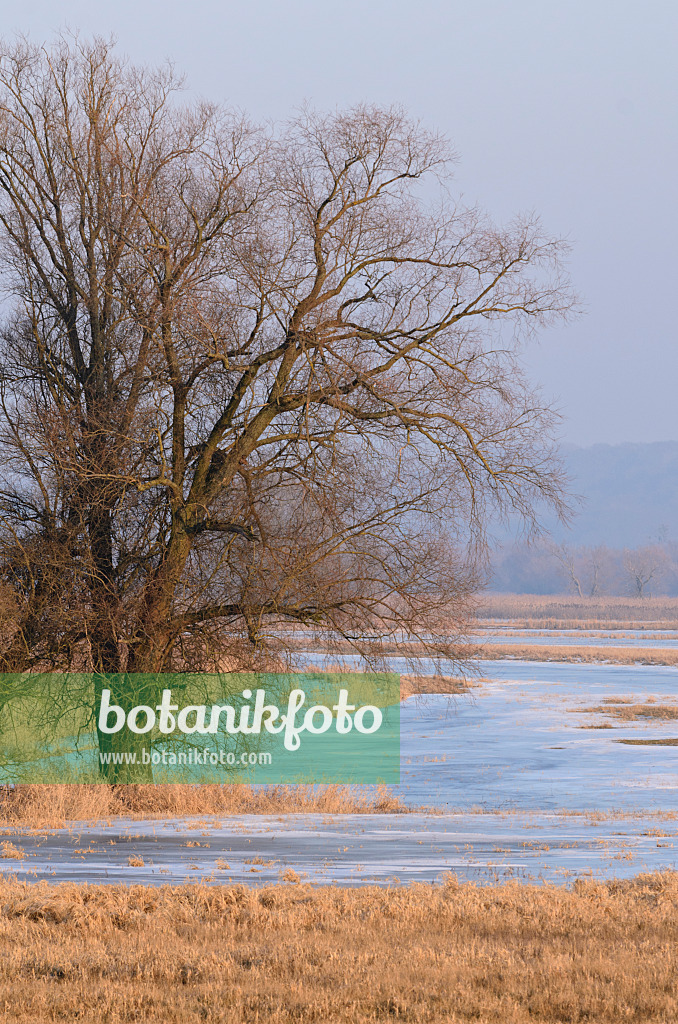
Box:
[4, 657, 678, 887]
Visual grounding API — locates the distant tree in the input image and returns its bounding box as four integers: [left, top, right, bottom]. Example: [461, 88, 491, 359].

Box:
[549, 543, 585, 598]
[549, 542, 617, 597]
[622, 546, 667, 598]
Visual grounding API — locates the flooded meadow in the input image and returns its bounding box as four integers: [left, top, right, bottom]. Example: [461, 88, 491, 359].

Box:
[3, 631, 678, 887]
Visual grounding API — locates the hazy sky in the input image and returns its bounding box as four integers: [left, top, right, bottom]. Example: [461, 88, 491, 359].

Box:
[8, 0, 678, 446]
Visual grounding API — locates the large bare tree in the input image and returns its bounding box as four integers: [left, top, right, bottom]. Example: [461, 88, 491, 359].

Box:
[0, 35, 573, 709]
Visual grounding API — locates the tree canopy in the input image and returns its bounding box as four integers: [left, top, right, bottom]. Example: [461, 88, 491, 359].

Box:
[0, 34, 573, 677]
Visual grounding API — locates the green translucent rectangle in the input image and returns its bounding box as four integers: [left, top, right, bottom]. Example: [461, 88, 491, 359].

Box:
[0, 672, 400, 784]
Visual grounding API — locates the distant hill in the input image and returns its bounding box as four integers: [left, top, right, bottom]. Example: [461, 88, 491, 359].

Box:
[497, 441, 678, 549]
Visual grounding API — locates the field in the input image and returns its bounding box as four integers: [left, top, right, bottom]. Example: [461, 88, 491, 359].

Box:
[1, 872, 677, 1022]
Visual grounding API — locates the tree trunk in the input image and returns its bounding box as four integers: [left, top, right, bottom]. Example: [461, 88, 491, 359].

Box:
[94, 674, 155, 784]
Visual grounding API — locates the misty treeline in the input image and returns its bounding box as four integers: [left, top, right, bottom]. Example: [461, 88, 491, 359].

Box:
[0, 33, 575, 683]
[490, 540, 678, 597]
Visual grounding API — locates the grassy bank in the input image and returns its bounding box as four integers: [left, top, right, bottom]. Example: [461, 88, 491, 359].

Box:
[477, 642, 678, 665]
[0, 783, 408, 827]
[0, 872, 677, 1022]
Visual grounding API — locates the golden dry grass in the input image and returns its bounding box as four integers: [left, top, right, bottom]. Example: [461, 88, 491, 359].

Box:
[400, 673, 476, 696]
[477, 593, 678, 629]
[0, 872, 678, 1022]
[477, 643, 678, 665]
[572, 703, 678, 722]
[618, 738, 678, 746]
[479, 628, 678, 640]
[0, 783, 409, 828]
[300, 664, 477, 697]
[306, 640, 678, 666]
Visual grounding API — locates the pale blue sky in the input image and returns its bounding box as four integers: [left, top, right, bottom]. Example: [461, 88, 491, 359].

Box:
[7, 0, 678, 445]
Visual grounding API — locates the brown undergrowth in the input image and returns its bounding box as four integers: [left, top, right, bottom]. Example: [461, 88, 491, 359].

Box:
[1, 872, 678, 1022]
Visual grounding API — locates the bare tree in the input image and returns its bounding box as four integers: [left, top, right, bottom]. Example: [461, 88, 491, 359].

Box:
[549, 542, 585, 598]
[0, 36, 574, 776]
[622, 546, 667, 598]
[549, 542, 614, 597]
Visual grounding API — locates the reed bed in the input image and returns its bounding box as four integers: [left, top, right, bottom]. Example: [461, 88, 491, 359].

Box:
[0, 872, 677, 1022]
[477, 628, 678, 640]
[0, 783, 409, 828]
[476, 593, 678, 629]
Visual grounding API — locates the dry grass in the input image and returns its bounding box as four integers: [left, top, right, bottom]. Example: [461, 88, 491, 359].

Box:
[0, 783, 409, 828]
[572, 703, 678, 722]
[477, 593, 678, 629]
[479, 628, 678, 640]
[477, 642, 678, 665]
[400, 673, 476, 697]
[1, 872, 678, 1021]
[441, 807, 678, 822]
[0, 841, 25, 859]
[299, 664, 477, 697]
[617, 738, 678, 746]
